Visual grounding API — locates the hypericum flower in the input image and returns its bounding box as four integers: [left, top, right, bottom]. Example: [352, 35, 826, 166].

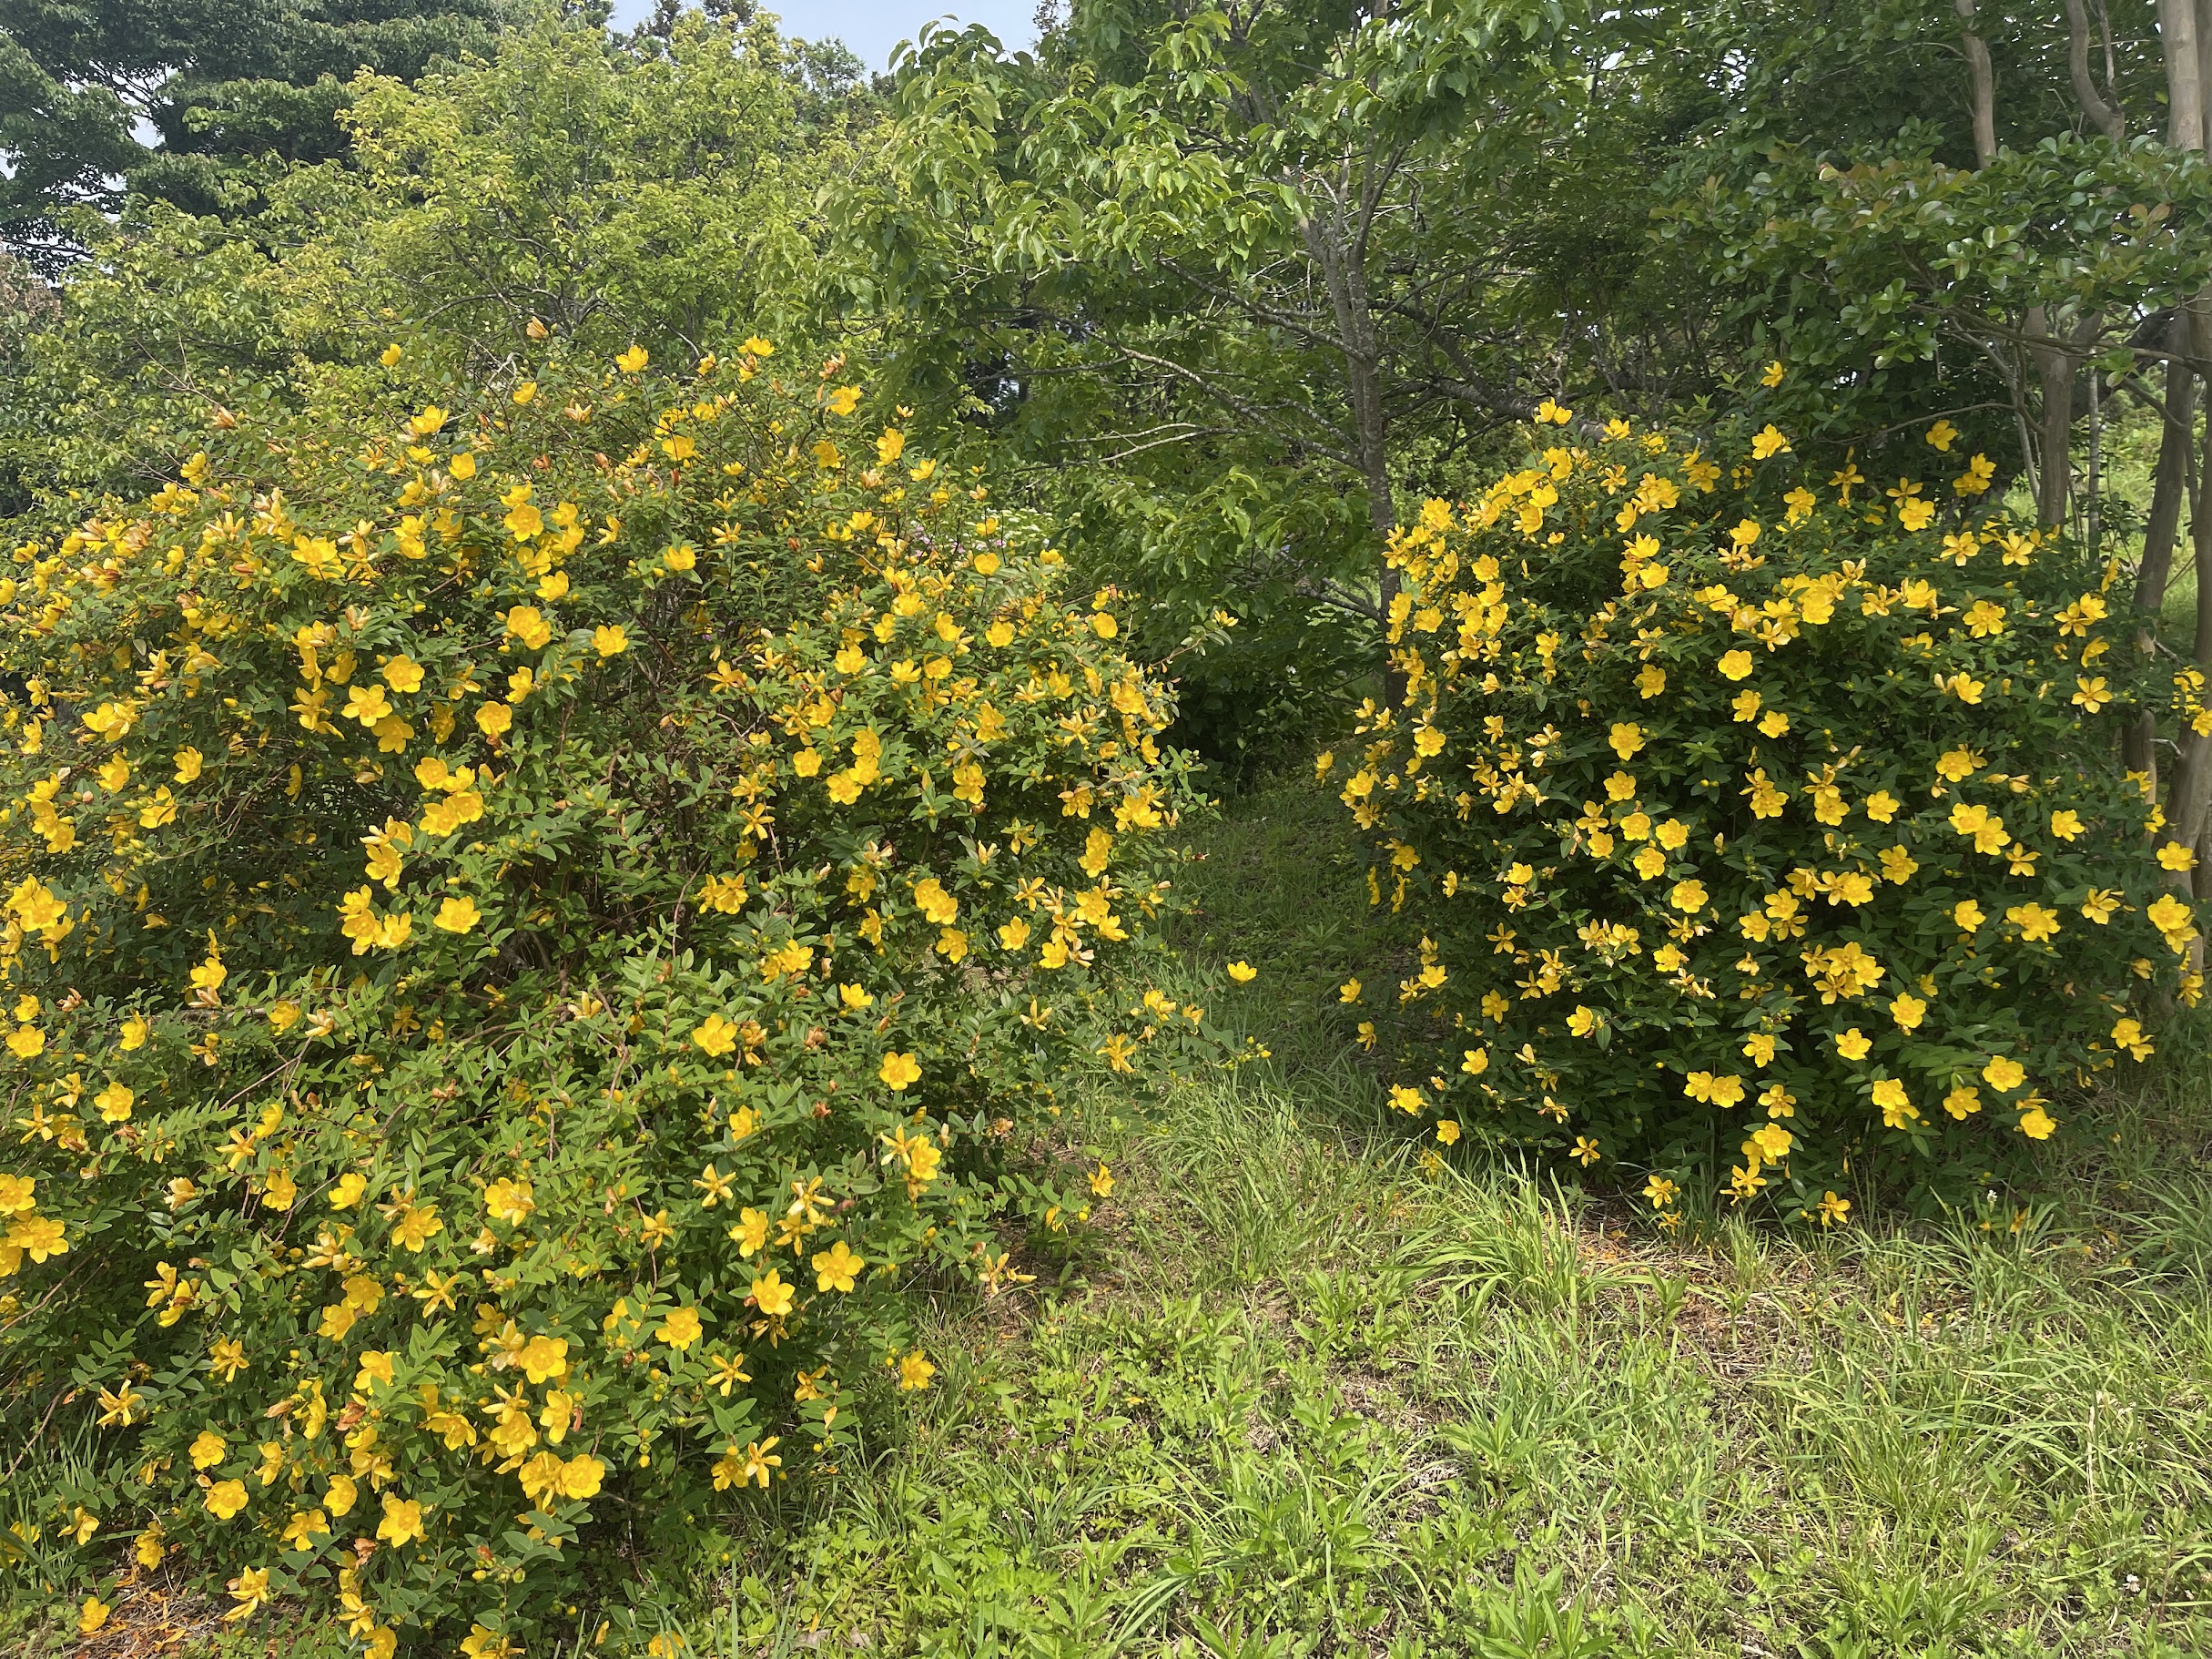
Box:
[1750, 424, 1791, 459]
[434, 895, 482, 933]
[897, 1349, 936, 1390]
[749, 1271, 795, 1319]
[1983, 1054, 2027, 1093]
[812, 1240, 865, 1293]
[1226, 961, 1257, 982]
[376, 1494, 425, 1547]
[694, 1014, 738, 1057]
[878, 1052, 921, 1090]
[224, 1566, 271, 1623]
[658, 1306, 705, 1349]
[205, 1480, 249, 1521]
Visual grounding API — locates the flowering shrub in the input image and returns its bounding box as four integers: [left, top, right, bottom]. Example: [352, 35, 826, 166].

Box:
[1330, 412, 2193, 1221]
[0, 345, 1193, 1648]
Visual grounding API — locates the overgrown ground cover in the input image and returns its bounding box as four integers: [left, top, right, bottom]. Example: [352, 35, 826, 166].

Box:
[25, 772, 2210, 1659]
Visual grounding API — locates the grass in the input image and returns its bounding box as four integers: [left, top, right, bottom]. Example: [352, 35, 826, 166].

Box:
[10, 772, 2212, 1656]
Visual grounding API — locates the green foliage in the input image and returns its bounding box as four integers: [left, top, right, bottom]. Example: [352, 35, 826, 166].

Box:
[0, 10, 863, 508]
[0, 0, 508, 267]
[0, 344, 1200, 1648]
[1332, 410, 2195, 1215]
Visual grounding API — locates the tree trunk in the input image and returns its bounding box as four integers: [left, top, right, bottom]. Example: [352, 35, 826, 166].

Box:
[1300, 197, 1405, 707]
[2164, 0, 2207, 147]
[2067, 0, 2127, 137]
[2125, 319, 2197, 781]
[2027, 310, 2076, 526]
[1953, 0, 1998, 165]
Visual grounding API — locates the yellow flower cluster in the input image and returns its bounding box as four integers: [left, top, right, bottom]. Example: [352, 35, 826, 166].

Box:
[0, 344, 1196, 1647]
[1334, 412, 2187, 1219]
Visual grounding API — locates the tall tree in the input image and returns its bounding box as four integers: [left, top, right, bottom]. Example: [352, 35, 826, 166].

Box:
[0, 0, 511, 270]
[838, 2, 1610, 661]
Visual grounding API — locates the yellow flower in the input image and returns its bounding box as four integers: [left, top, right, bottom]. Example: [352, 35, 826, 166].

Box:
[750, 1270, 795, 1319]
[1608, 721, 1646, 759]
[594, 625, 629, 657]
[1834, 1028, 1872, 1062]
[434, 895, 482, 933]
[694, 1014, 738, 1057]
[519, 1335, 569, 1383]
[2157, 841, 2197, 872]
[2017, 1104, 2056, 1139]
[1759, 360, 1785, 388]
[1669, 879, 1708, 911]
[1926, 419, 1958, 452]
[1572, 1135, 1601, 1165]
[1717, 649, 1754, 680]
[898, 1349, 936, 1390]
[1870, 1077, 1916, 1127]
[79, 1598, 112, 1635]
[224, 1566, 271, 1623]
[1436, 1119, 1461, 1146]
[616, 344, 649, 372]
[878, 1051, 921, 1090]
[561, 1454, 606, 1499]
[1983, 1054, 2026, 1093]
[1226, 961, 1257, 982]
[1641, 1174, 1679, 1208]
[1750, 424, 1791, 459]
[205, 1479, 249, 1521]
[658, 1306, 705, 1349]
[1889, 993, 1926, 1032]
[812, 1240, 865, 1293]
[376, 1495, 425, 1547]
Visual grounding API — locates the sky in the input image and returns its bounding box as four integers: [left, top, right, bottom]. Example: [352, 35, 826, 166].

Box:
[606, 1, 1040, 70]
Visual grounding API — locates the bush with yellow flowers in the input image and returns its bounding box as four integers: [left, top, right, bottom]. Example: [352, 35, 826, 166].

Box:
[0, 343, 1196, 1650]
[1330, 409, 2194, 1223]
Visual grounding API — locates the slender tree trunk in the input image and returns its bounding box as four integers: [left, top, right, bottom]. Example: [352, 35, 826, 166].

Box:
[2125, 319, 2197, 782]
[2067, 0, 2127, 137]
[1301, 197, 1405, 706]
[1953, 0, 1998, 165]
[2028, 314, 2076, 526]
[2177, 0, 2212, 147]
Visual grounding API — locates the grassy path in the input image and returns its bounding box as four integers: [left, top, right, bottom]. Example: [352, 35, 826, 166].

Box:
[705, 777, 2212, 1658]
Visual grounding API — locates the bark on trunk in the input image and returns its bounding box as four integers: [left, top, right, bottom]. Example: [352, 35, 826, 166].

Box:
[2164, 0, 2207, 147]
[1953, 0, 1998, 165]
[2028, 310, 2076, 527]
[2125, 319, 2197, 782]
